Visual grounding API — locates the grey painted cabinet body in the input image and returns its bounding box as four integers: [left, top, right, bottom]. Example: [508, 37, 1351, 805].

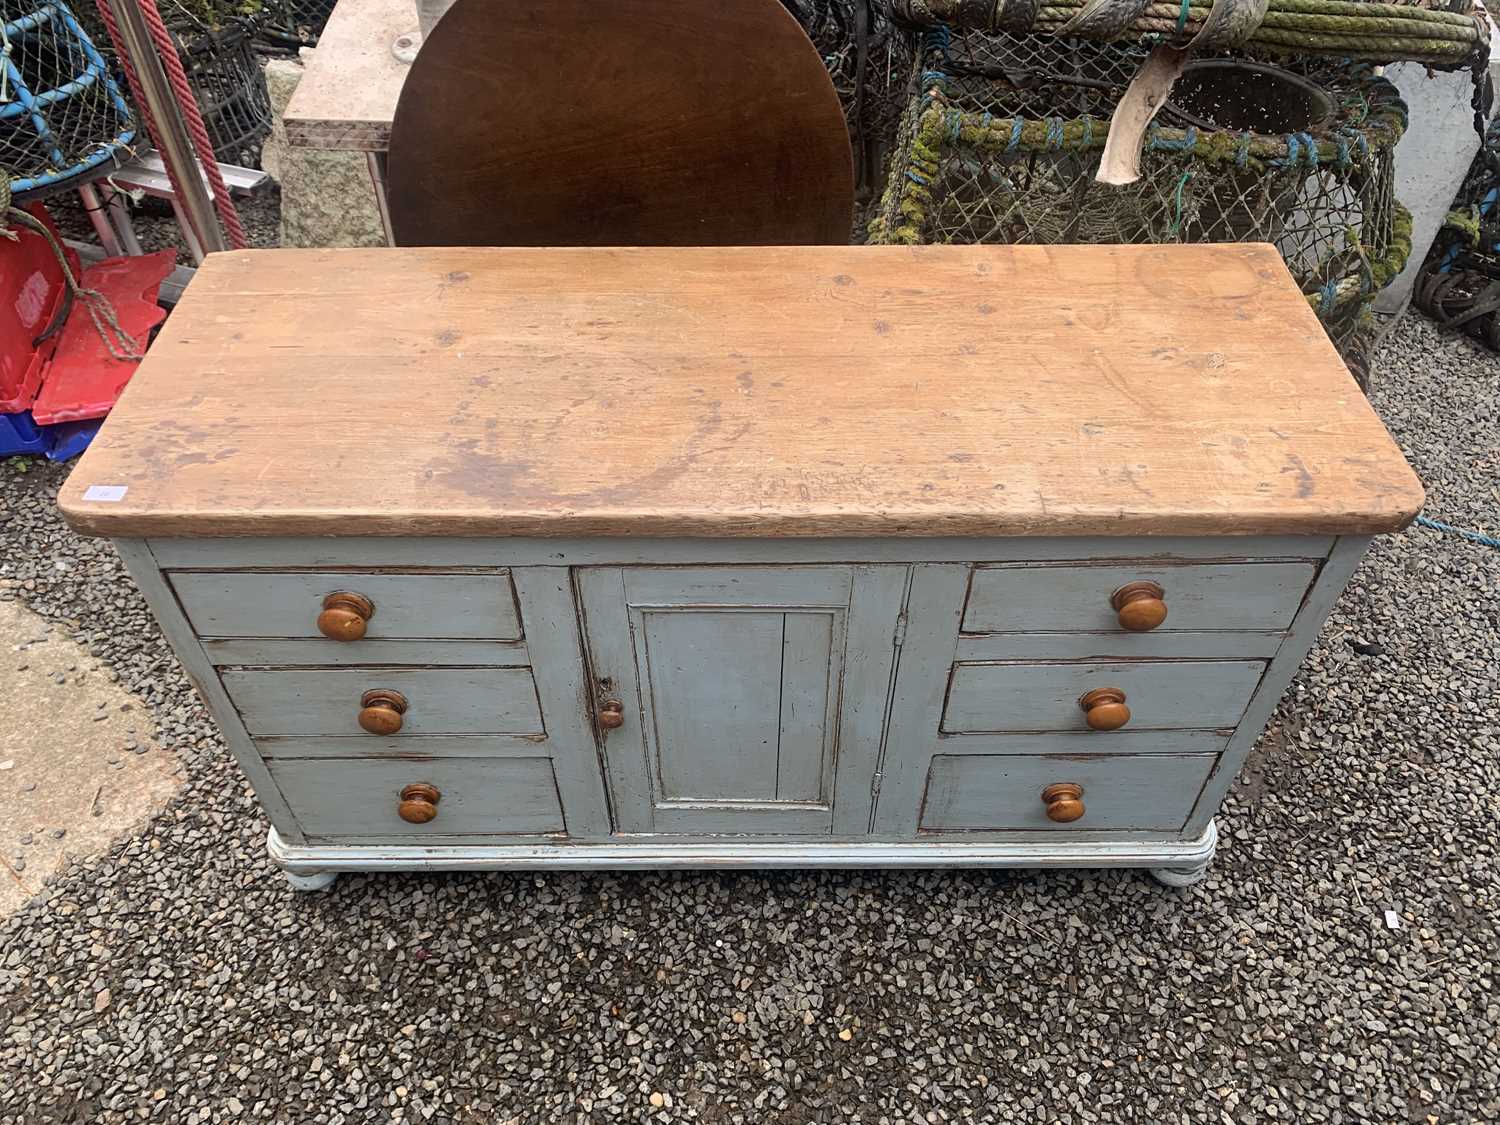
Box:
[114, 534, 1369, 887]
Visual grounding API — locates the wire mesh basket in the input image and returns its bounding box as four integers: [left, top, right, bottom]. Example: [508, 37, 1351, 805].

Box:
[256, 0, 336, 49]
[170, 15, 271, 166]
[1, 0, 135, 194]
[868, 27, 1411, 358]
[781, 0, 917, 210]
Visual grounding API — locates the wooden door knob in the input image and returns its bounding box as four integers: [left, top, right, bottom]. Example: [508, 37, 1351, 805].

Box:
[1110, 581, 1167, 632]
[597, 700, 625, 730]
[359, 689, 408, 735]
[318, 592, 375, 641]
[1041, 782, 1085, 823]
[1080, 687, 1130, 730]
[398, 782, 441, 824]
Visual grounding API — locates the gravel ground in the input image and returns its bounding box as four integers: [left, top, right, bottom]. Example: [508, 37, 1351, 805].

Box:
[46, 185, 283, 262]
[0, 308, 1496, 1122]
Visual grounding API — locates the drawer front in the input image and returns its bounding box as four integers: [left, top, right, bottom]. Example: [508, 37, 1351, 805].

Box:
[269, 757, 564, 838]
[221, 667, 543, 737]
[170, 571, 521, 640]
[962, 562, 1316, 633]
[943, 660, 1265, 733]
[921, 753, 1218, 832]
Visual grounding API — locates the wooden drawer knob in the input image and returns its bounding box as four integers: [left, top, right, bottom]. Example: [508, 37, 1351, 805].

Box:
[1080, 687, 1130, 731]
[1111, 581, 1167, 632]
[359, 689, 408, 735]
[398, 782, 441, 824]
[597, 700, 625, 730]
[1041, 782, 1085, 823]
[318, 592, 375, 641]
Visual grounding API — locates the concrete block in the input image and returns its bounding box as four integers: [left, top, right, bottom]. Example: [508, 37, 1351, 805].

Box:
[1379, 32, 1500, 313]
[261, 56, 386, 249]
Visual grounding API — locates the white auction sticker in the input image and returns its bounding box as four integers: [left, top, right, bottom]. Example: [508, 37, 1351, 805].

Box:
[82, 485, 129, 502]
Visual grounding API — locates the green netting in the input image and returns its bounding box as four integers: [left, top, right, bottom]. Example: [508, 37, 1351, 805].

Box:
[868, 28, 1410, 358]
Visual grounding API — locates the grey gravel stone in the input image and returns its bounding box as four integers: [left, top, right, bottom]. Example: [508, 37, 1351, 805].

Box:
[1, 220, 1496, 1123]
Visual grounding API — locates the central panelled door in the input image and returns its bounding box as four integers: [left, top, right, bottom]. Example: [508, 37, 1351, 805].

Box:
[576, 567, 906, 835]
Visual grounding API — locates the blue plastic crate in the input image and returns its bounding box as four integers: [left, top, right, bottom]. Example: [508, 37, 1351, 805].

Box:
[0, 411, 54, 456]
[45, 418, 101, 461]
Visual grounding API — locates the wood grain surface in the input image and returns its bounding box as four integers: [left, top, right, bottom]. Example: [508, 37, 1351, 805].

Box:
[385, 0, 854, 247]
[58, 243, 1425, 539]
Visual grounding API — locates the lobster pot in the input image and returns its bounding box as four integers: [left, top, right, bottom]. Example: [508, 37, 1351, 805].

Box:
[869, 29, 1411, 360]
[259, 0, 338, 46]
[781, 0, 915, 208]
[1414, 114, 1500, 351]
[173, 17, 271, 166]
[0, 0, 134, 193]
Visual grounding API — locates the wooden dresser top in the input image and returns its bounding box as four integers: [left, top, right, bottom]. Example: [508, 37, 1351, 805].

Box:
[60, 244, 1423, 539]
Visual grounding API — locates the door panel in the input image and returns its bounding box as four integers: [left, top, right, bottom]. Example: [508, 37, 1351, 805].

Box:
[640, 608, 840, 803]
[578, 566, 902, 835]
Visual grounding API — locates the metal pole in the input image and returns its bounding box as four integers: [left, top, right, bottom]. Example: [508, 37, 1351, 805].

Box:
[76, 182, 124, 257]
[103, 0, 227, 255]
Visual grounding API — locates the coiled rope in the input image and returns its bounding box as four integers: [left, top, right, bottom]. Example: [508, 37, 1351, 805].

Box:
[2, 174, 144, 363]
[888, 0, 1488, 67]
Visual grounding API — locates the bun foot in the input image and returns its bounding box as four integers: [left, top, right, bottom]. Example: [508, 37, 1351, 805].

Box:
[284, 870, 339, 893]
[1150, 861, 1210, 888]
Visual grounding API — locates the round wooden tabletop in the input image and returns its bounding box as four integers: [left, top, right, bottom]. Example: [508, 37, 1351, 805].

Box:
[387, 0, 855, 247]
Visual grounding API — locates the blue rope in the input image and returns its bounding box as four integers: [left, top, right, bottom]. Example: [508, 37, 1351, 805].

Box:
[1147, 125, 1198, 153]
[1046, 118, 1064, 150]
[1175, 0, 1191, 33]
[1006, 118, 1024, 153]
[1414, 516, 1500, 549]
[1234, 132, 1252, 168]
[905, 169, 932, 186]
[1318, 278, 1339, 316]
[1167, 170, 1194, 237]
[1080, 116, 1094, 148]
[945, 109, 963, 143]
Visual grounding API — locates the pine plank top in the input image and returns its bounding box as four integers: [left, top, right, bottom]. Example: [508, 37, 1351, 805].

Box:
[59, 244, 1424, 540]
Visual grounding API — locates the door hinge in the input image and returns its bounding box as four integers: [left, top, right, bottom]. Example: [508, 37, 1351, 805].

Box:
[870, 770, 883, 798]
[892, 611, 908, 648]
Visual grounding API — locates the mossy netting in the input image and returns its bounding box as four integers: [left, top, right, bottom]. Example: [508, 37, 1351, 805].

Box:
[868, 27, 1410, 355]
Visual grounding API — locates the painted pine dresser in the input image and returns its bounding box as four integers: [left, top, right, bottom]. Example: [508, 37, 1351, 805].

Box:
[59, 244, 1423, 890]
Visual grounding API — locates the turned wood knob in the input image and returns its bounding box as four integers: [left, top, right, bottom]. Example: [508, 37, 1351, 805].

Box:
[358, 689, 408, 735]
[318, 592, 375, 641]
[1110, 581, 1167, 632]
[1080, 687, 1130, 731]
[1041, 782, 1085, 823]
[597, 700, 625, 730]
[398, 782, 441, 824]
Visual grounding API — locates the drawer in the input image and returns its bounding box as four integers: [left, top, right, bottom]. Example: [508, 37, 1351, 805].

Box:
[943, 660, 1265, 733]
[962, 562, 1316, 633]
[169, 571, 521, 640]
[268, 757, 565, 838]
[921, 752, 1218, 832]
[220, 667, 544, 737]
